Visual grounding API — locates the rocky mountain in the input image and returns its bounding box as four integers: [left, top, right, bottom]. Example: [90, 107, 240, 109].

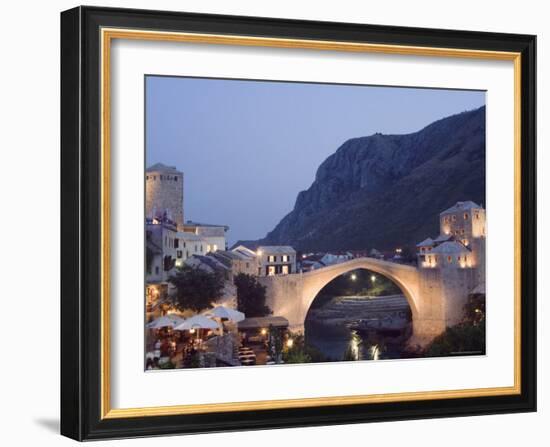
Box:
[244, 106, 486, 252]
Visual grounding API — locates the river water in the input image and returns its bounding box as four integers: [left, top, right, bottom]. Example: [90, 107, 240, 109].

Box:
[304, 294, 412, 362]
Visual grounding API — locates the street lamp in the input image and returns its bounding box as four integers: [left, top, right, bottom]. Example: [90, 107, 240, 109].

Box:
[371, 274, 376, 283]
[350, 273, 357, 281]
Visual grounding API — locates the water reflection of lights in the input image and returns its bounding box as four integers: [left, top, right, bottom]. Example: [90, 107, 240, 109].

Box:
[349, 331, 360, 360]
[370, 344, 380, 361]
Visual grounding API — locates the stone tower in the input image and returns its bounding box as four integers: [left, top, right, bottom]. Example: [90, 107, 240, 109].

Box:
[145, 163, 184, 227]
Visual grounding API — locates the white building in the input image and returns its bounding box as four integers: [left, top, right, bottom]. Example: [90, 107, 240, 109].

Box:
[417, 201, 486, 271]
[256, 246, 297, 276]
[320, 252, 353, 265]
[210, 250, 258, 278]
[181, 221, 228, 254]
[439, 200, 486, 247]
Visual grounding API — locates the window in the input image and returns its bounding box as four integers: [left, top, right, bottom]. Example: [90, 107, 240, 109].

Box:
[174, 176, 178, 181]
[174, 239, 179, 248]
[447, 256, 452, 263]
[267, 266, 276, 276]
[200, 245, 203, 252]
[282, 265, 289, 275]
[475, 212, 480, 219]
[155, 266, 159, 275]
[268, 255, 276, 263]
[176, 250, 183, 258]
[464, 212, 469, 220]
[146, 175, 149, 180]
[282, 255, 289, 262]
[246, 262, 250, 268]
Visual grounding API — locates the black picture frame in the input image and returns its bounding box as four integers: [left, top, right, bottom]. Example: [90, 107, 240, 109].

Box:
[61, 5, 536, 441]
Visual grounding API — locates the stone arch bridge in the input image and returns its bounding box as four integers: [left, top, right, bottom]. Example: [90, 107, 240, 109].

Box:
[259, 257, 477, 346]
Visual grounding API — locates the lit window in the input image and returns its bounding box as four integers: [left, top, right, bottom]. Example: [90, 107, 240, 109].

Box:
[268, 255, 276, 263]
[282, 255, 289, 262]
[267, 266, 276, 276]
[213, 244, 218, 252]
[282, 265, 289, 275]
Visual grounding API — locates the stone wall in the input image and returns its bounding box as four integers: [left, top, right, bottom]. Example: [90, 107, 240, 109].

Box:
[145, 170, 184, 227]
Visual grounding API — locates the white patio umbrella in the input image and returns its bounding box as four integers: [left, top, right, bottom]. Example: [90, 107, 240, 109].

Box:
[204, 306, 245, 323]
[146, 314, 185, 329]
[174, 315, 220, 331]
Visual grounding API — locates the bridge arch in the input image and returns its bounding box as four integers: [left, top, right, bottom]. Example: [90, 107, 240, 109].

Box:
[261, 257, 447, 344]
[299, 258, 421, 327]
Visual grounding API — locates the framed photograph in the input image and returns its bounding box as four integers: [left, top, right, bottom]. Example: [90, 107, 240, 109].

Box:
[60, 6, 536, 441]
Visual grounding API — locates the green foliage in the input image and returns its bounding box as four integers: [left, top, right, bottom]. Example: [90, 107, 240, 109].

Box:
[425, 320, 486, 357]
[283, 333, 329, 364]
[425, 293, 486, 357]
[269, 325, 284, 363]
[234, 273, 271, 317]
[462, 293, 486, 325]
[159, 360, 175, 369]
[168, 265, 224, 312]
[188, 352, 201, 368]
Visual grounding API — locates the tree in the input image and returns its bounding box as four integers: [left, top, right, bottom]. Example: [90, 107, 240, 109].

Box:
[425, 293, 486, 357]
[234, 273, 271, 317]
[168, 265, 224, 312]
[283, 333, 328, 364]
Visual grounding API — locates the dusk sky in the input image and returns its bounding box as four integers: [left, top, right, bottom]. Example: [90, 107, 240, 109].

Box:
[146, 76, 485, 245]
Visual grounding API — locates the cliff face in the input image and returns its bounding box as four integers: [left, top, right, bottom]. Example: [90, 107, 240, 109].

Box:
[256, 106, 486, 252]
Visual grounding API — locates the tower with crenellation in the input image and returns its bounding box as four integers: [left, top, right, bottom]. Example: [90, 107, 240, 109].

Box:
[145, 163, 184, 227]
